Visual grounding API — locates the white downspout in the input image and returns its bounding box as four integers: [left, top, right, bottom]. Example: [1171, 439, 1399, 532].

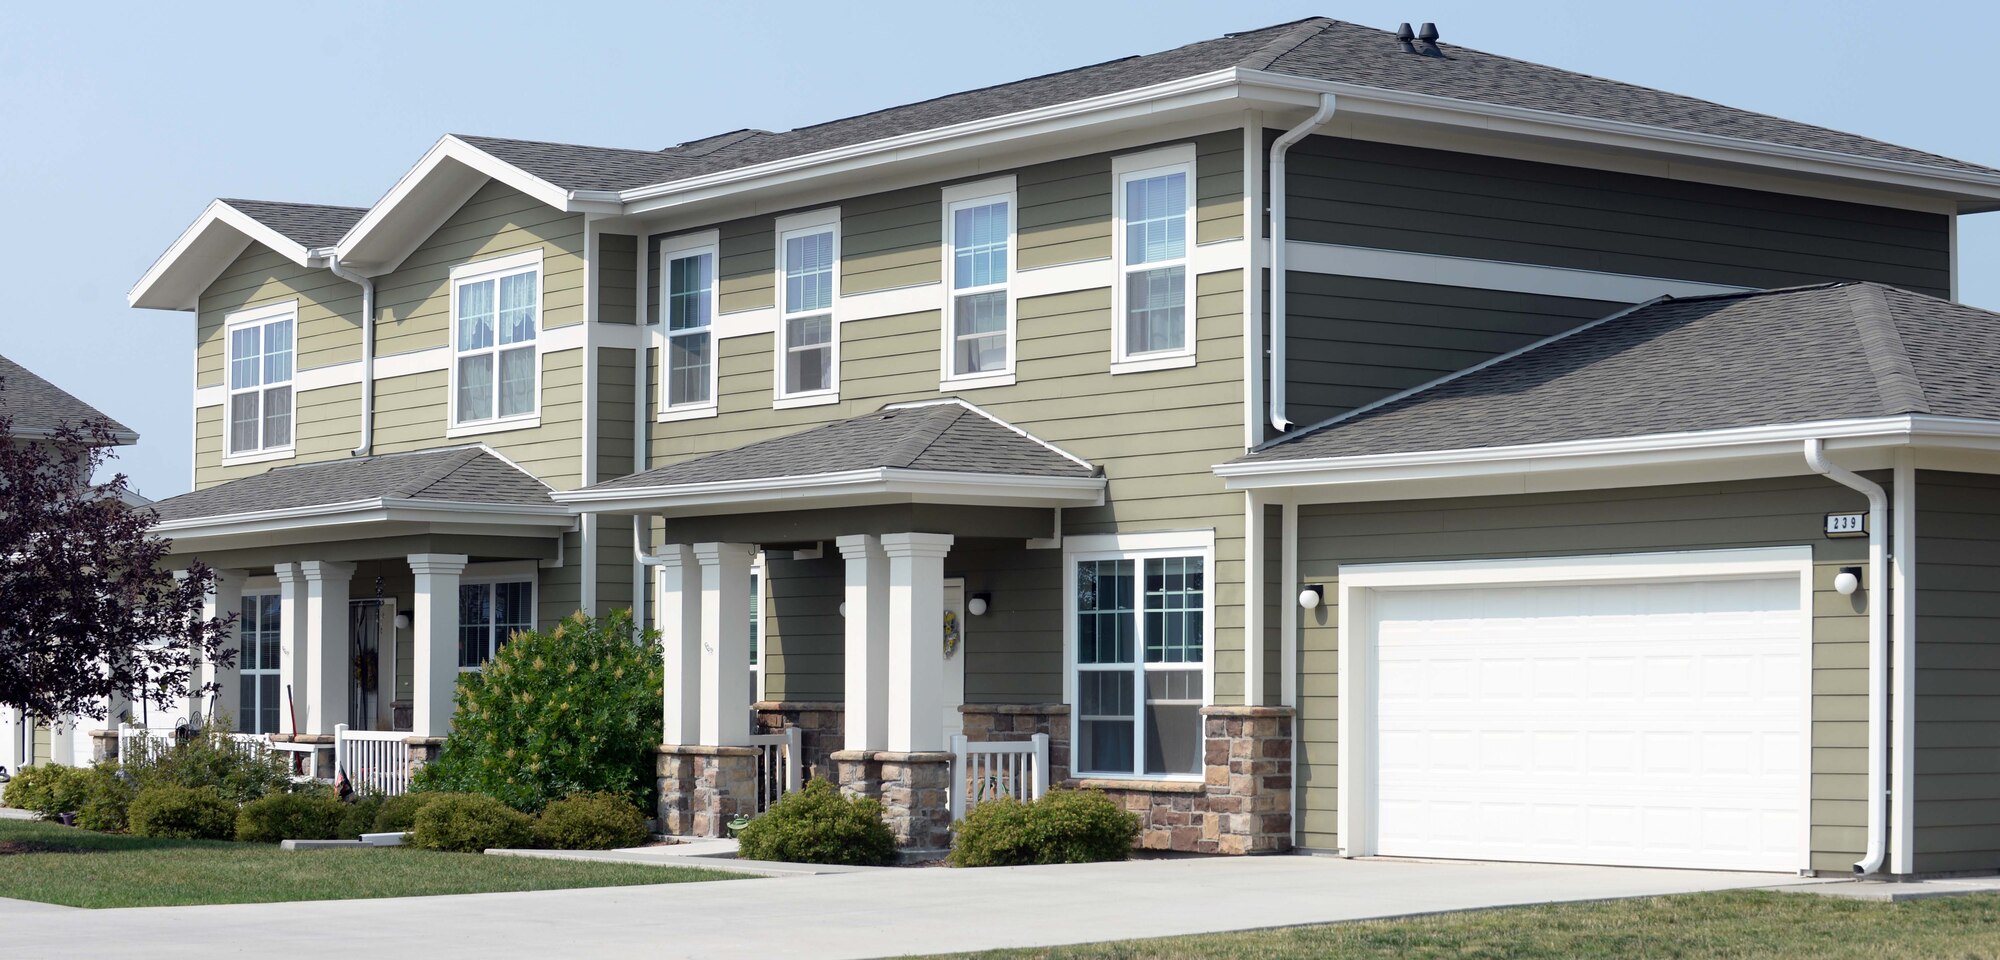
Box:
[1266, 93, 1337, 434]
[1805, 438, 1889, 876]
[321, 256, 376, 457]
[1890, 449, 1917, 875]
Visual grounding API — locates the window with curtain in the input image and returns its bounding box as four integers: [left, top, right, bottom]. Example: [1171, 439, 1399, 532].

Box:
[458, 581, 534, 670]
[1074, 553, 1206, 777]
[453, 262, 539, 426]
[946, 194, 1011, 380]
[1117, 164, 1190, 360]
[225, 305, 294, 455]
[237, 593, 282, 734]
[665, 248, 716, 409]
[779, 224, 836, 397]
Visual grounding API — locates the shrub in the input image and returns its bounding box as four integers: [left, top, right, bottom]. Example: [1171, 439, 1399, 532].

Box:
[128, 785, 236, 840]
[736, 779, 896, 866]
[70, 766, 137, 832]
[121, 719, 294, 804]
[339, 794, 385, 839]
[373, 791, 463, 834]
[2, 763, 84, 818]
[235, 791, 347, 843]
[413, 611, 662, 812]
[948, 789, 1139, 867]
[533, 792, 651, 850]
[408, 793, 534, 853]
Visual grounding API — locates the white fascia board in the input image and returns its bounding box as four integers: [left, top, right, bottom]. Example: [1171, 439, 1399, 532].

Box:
[150, 496, 575, 541]
[333, 136, 578, 274]
[1236, 70, 2000, 209]
[129, 200, 316, 310]
[555, 468, 1107, 514]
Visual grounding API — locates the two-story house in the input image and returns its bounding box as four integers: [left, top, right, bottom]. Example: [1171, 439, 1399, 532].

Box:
[129, 18, 2000, 875]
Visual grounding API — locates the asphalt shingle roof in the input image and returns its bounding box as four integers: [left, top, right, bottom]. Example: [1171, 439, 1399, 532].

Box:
[1234, 282, 2000, 464]
[0, 354, 135, 441]
[455, 17, 1995, 195]
[586, 400, 1097, 491]
[150, 446, 555, 523]
[219, 199, 368, 248]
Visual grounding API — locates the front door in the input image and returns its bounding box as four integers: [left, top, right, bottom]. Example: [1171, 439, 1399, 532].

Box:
[347, 599, 398, 731]
[942, 579, 967, 741]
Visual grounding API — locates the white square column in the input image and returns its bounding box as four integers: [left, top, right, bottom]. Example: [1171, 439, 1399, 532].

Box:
[272, 563, 309, 734]
[693, 542, 755, 747]
[836, 534, 890, 752]
[203, 568, 247, 728]
[881, 533, 954, 753]
[654, 545, 702, 746]
[300, 560, 356, 736]
[408, 554, 469, 738]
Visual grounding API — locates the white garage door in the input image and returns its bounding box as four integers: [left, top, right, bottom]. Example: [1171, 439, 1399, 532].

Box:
[1371, 575, 1806, 872]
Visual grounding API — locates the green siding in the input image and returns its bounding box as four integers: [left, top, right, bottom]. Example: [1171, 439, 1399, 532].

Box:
[1293, 475, 1870, 873]
[196, 246, 361, 387]
[1914, 470, 2000, 875]
[718, 217, 775, 313]
[598, 233, 638, 324]
[1196, 129, 1245, 245]
[370, 347, 585, 489]
[596, 347, 636, 482]
[843, 185, 940, 295]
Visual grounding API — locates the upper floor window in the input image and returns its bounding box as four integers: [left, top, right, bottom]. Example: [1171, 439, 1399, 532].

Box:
[451, 250, 541, 430]
[942, 178, 1016, 388]
[662, 232, 719, 417]
[224, 301, 296, 458]
[776, 209, 839, 405]
[1111, 145, 1196, 373]
[458, 579, 533, 670]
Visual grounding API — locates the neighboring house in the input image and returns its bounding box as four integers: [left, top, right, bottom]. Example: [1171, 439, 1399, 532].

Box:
[127, 18, 2000, 874]
[0, 354, 145, 772]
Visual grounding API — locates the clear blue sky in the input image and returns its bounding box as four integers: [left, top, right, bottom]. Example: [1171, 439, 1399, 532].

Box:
[3, 0, 1994, 499]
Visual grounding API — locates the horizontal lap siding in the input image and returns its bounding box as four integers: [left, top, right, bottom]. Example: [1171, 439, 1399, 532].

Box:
[597, 234, 638, 324]
[844, 185, 940, 295]
[1293, 476, 1868, 870]
[1915, 471, 2000, 874]
[1287, 136, 1950, 297]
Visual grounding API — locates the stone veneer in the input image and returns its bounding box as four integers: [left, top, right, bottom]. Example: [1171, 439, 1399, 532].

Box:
[752, 700, 844, 782]
[958, 703, 1070, 782]
[1066, 705, 1294, 855]
[656, 744, 761, 837]
[833, 749, 954, 858]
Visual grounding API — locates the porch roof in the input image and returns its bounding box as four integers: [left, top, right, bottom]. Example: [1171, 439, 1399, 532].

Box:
[559, 399, 1105, 515]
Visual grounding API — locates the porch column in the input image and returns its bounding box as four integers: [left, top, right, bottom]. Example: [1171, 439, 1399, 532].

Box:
[407, 554, 469, 738]
[881, 533, 954, 753]
[272, 563, 309, 734]
[693, 542, 754, 747]
[300, 560, 356, 736]
[836, 534, 890, 752]
[204, 568, 247, 729]
[654, 545, 703, 746]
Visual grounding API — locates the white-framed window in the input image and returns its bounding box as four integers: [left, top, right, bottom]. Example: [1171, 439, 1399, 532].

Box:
[458, 579, 534, 671]
[1066, 532, 1213, 779]
[223, 300, 297, 460]
[775, 208, 840, 407]
[1110, 145, 1197, 374]
[449, 249, 542, 433]
[748, 560, 762, 705]
[660, 230, 720, 420]
[940, 178, 1017, 389]
[237, 592, 282, 734]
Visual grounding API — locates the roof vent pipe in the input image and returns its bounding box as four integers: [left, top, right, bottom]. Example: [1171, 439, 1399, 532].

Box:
[1267, 93, 1339, 434]
[321, 255, 377, 457]
[1395, 23, 1416, 53]
[1416, 23, 1443, 56]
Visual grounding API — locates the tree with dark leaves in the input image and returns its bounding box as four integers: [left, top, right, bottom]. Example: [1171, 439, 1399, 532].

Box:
[0, 404, 233, 723]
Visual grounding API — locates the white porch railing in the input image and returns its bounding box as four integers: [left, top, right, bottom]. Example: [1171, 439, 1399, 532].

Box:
[334, 725, 412, 796]
[116, 723, 172, 766]
[950, 734, 1050, 821]
[117, 724, 324, 784]
[746, 726, 803, 813]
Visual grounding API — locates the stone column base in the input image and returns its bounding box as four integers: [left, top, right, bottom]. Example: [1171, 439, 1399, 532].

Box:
[1059, 705, 1295, 855]
[655, 744, 761, 838]
[87, 729, 119, 764]
[958, 703, 1070, 783]
[833, 749, 953, 860]
[403, 736, 446, 777]
[752, 701, 844, 782]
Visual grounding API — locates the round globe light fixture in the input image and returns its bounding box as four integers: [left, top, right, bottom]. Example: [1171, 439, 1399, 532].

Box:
[1298, 585, 1324, 610]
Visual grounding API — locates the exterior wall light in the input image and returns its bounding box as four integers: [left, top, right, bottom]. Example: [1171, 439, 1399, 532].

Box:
[968, 593, 991, 616]
[392, 613, 411, 630]
[1298, 585, 1324, 610]
[1835, 567, 1862, 596]
[838, 602, 848, 618]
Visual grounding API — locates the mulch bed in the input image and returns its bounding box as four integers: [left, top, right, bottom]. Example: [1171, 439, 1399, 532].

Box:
[0, 839, 95, 856]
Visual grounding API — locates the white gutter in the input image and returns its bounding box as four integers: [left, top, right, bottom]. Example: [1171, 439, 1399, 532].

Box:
[1890, 449, 1918, 875]
[319, 253, 376, 457]
[1804, 438, 1889, 876]
[1266, 93, 1337, 433]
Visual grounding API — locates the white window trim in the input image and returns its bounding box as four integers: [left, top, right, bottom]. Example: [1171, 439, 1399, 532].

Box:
[774, 207, 841, 407]
[1110, 144, 1199, 375]
[447, 249, 545, 438]
[1062, 528, 1216, 782]
[455, 563, 538, 674]
[658, 230, 721, 422]
[221, 299, 299, 464]
[750, 553, 766, 705]
[939, 177, 1018, 391]
[238, 591, 283, 734]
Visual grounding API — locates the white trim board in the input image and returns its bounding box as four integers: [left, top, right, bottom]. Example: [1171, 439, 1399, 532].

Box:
[1285, 241, 1753, 303]
[192, 332, 587, 409]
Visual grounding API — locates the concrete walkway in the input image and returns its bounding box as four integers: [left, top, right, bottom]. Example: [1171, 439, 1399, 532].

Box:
[0, 855, 1815, 959]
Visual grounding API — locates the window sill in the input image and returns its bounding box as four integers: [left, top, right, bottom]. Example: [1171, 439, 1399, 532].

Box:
[1109, 353, 1197, 376]
[1066, 777, 1206, 794]
[446, 415, 542, 439]
[940, 371, 1016, 392]
[658, 403, 719, 423]
[773, 393, 839, 410]
[221, 447, 296, 468]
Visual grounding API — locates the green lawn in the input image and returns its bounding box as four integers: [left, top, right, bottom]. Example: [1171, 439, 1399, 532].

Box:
[0, 817, 743, 908]
[921, 889, 2000, 960]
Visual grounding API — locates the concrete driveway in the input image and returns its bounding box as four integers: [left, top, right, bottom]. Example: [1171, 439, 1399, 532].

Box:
[0, 855, 1813, 959]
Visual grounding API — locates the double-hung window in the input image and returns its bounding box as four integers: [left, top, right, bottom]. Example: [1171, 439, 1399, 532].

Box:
[775, 209, 839, 405]
[941, 178, 1015, 387]
[1111, 146, 1196, 372]
[458, 579, 534, 670]
[224, 301, 296, 458]
[661, 232, 719, 417]
[1071, 540, 1210, 778]
[451, 251, 541, 431]
[237, 593, 282, 734]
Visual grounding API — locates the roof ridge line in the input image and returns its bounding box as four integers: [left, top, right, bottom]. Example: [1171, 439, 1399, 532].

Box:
[388, 446, 486, 500]
[1847, 283, 1932, 415]
[1237, 16, 1332, 71]
[886, 397, 1098, 471]
[882, 405, 965, 468]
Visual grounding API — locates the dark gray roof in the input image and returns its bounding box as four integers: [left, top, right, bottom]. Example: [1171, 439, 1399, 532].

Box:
[455, 17, 1994, 195]
[150, 446, 555, 524]
[586, 401, 1097, 491]
[1235, 282, 2000, 464]
[219, 199, 368, 248]
[0, 354, 135, 442]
